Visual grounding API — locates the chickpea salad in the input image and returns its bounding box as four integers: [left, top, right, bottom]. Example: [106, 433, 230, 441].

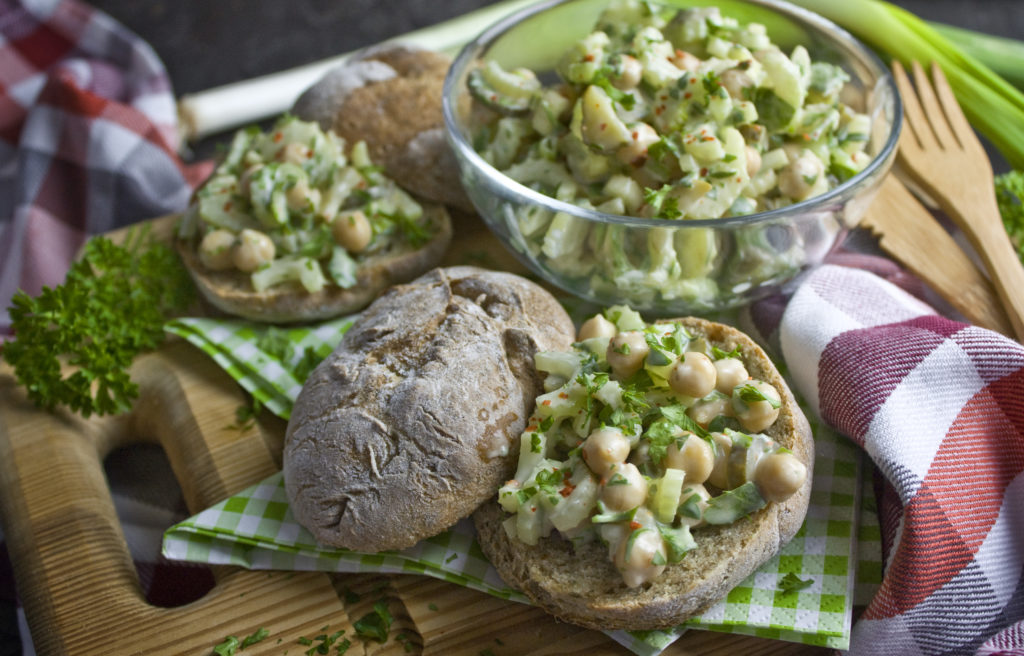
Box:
[469, 1, 871, 219]
[498, 306, 807, 588]
[465, 0, 874, 308]
[177, 115, 434, 294]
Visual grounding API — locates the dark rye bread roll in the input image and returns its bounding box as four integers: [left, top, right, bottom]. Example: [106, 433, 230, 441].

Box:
[473, 317, 813, 631]
[292, 44, 473, 213]
[283, 266, 575, 552]
[176, 203, 451, 323]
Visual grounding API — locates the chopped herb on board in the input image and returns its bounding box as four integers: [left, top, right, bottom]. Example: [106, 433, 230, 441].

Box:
[354, 600, 393, 642]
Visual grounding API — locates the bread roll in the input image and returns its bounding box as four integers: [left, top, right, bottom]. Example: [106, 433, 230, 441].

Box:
[473, 317, 813, 630]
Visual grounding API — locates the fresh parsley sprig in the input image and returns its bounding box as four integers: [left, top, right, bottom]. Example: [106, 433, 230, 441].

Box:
[2, 229, 195, 418]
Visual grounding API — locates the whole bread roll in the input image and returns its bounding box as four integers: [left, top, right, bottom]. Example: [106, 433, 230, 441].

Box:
[473, 317, 813, 630]
[292, 44, 472, 212]
[284, 266, 575, 552]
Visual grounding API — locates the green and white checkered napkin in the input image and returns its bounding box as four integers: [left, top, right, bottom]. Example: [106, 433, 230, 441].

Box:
[162, 316, 880, 655]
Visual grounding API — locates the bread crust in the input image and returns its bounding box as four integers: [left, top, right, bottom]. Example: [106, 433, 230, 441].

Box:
[283, 266, 575, 552]
[176, 203, 452, 323]
[472, 317, 813, 630]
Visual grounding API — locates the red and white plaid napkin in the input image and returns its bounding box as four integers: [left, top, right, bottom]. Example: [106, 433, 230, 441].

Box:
[0, 1, 211, 652]
[0, 0, 208, 336]
[748, 262, 1024, 655]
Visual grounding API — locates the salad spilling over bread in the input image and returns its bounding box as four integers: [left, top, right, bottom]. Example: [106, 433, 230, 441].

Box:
[475, 306, 812, 629]
[468, 0, 872, 220]
[177, 115, 451, 322]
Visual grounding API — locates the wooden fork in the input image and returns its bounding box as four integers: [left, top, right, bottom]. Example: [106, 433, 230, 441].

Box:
[892, 60, 1024, 342]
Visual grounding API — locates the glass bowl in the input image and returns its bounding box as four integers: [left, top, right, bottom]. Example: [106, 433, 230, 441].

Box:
[442, 0, 901, 315]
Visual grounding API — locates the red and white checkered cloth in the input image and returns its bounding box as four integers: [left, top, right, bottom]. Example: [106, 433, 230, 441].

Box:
[0, 0, 208, 336]
[748, 263, 1024, 655]
[2, 1, 1024, 655]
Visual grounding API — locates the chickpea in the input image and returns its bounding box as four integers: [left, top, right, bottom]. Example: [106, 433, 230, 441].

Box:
[677, 484, 711, 527]
[614, 527, 667, 588]
[612, 54, 643, 90]
[232, 229, 275, 272]
[582, 427, 631, 477]
[198, 229, 236, 271]
[616, 122, 659, 167]
[753, 451, 807, 503]
[733, 379, 781, 433]
[670, 49, 700, 72]
[714, 357, 749, 395]
[778, 153, 825, 201]
[600, 463, 648, 511]
[687, 394, 731, 427]
[744, 146, 762, 178]
[668, 351, 717, 399]
[664, 433, 714, 484]
[278, 141, 311, 165]
[707, 431, 733, 490]
[607, 331, 649, 380]
[332, 209, 373, 253]
[286, 178, 319, 212]
[720, 69, 754, 99]
[578, 313, 617, 341]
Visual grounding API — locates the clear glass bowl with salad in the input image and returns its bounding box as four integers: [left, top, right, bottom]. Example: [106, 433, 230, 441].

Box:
[442, 0, 901, 313]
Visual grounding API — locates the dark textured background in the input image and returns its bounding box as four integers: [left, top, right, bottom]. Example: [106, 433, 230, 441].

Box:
[92, 1, 1023, 99]
[90, 0, 1024, 167]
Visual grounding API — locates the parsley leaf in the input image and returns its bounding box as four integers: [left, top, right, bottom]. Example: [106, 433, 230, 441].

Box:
[2, 231, 195, 418]
[240, 627, 269, 648]
[778, 572, 814, 593]
[212, 636, 240, 656]
[735, 383, 781, 409]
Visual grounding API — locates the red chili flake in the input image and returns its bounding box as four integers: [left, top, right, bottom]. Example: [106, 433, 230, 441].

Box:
[526, 426, 538, 432]
[700, 167, 708, 176]
[542, 399, 552, 406]
[559, 485, 575, 498]
[629, 521, 642, 531]
[584, 54, 595, 62]
[600, 123, 607, 131]
[701, 136, 715, 142]
[558, 392, 569, 399]
[631, 131, 639, 140]
[803, 133, 812, 141]
[273, 131, 283, 142]
[684, 92, 692, 99]
[675, 49, 684, 58]
[490, 93, 498, 102]
[223, 201, 233, 212]
[736, 177, 742, 183]
[531, 506, 538, 513]
[655, 106, 665, 116]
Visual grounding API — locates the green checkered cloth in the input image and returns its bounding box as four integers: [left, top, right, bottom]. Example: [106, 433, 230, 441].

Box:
[162, 316, 881, 654]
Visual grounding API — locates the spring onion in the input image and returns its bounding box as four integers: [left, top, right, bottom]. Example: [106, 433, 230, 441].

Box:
[930, 23, 1024, 92]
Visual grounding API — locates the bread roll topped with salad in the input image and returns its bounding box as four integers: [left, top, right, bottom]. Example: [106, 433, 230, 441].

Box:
[176, 115, 451, 322]
[473, 306, 812, 630]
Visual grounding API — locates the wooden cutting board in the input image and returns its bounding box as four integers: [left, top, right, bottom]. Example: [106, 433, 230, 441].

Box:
[0, 209, 842, 656]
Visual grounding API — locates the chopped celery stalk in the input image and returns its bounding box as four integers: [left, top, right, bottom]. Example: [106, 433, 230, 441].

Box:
[328, 246, 358, 289]
[251, 257, 326, 294]
[653, 468, 685, 524]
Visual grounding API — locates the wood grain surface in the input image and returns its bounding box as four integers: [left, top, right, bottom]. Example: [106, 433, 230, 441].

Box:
[0, 210, 837, 656]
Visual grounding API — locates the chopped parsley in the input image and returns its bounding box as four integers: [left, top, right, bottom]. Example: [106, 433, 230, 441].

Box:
[354, 600, 393, 642]
[778, 572, 814, 593]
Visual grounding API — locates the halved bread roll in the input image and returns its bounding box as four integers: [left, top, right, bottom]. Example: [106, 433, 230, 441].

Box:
[176, 204, 451, 323]
[472, 317, 813, 631]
